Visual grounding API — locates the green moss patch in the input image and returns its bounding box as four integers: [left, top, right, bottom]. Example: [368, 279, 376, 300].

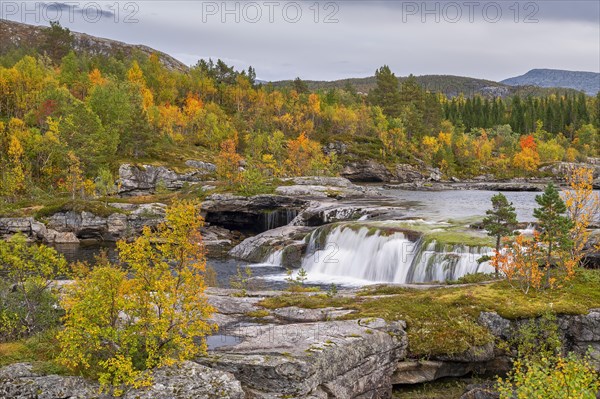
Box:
[259, 269, 600, 358]
[35, 199, 126, 219]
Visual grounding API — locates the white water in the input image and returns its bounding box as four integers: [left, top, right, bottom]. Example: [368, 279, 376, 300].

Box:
[282, 225, 495, 284]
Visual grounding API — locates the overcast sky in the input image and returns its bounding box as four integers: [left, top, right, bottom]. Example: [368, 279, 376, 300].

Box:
[3, 1, 599, 81]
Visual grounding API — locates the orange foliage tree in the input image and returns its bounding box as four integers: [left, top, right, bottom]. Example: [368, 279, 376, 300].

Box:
[215, 135, 242, 183]
[512, 135, 540, 172]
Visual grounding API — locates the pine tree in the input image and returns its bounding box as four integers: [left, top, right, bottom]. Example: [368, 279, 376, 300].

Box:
[292, 77, 309, 94]
[482, 193, 519, 276]
[368, 65, 401, 118]
[533, 183, 573, 268]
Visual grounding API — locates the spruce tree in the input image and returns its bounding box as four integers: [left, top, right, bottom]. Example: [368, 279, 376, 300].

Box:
[368, 65, 402, 118]
[533, 183, 573, 267]
[482, 193, 519, 276]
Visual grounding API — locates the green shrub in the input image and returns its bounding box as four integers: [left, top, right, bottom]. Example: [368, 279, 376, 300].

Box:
[0, 234, 67, 341]
[236, 167, 273, 196]
[497, 353, 600, 399]
[448, 272, 497, 285]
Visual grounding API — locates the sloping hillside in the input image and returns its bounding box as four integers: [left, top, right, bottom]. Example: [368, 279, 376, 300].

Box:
[0, 19, 188, 72]
[502, 69, 599, 95]
[271, 74, 581, 98]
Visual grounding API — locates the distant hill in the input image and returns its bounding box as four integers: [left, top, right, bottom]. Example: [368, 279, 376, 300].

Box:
[0, 19, 188, 72]
[502, 69, 599, 96]
[270, 74, 581, 98]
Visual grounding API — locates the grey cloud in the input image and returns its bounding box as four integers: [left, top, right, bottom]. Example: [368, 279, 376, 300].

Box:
[36, 1, 599, 82]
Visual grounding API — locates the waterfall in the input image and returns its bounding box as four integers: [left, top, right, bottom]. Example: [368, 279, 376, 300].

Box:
[300, 224, 494, 284]
[263, 209, 299, 231]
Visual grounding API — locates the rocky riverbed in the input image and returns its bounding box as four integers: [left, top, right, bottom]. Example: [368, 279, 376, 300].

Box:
[1, 160, 600, 398]
[1, 287, 599, 398]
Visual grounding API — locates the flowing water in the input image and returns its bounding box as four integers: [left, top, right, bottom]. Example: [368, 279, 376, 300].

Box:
[263, 224, 494, 286]
[53, 188, 593, 287]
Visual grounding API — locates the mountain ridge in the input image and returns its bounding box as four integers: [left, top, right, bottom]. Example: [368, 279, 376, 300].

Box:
[501, 68, 599, 96]
[0, 19, 187, 72]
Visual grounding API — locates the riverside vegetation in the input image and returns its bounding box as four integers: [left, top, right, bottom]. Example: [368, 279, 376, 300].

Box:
[1, 168, 598, 397]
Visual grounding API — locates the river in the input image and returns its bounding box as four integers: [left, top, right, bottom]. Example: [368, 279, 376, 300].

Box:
[53, 188, 597, 287]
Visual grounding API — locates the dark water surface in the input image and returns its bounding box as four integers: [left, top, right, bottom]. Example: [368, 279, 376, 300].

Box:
[55, 241, 289, 289]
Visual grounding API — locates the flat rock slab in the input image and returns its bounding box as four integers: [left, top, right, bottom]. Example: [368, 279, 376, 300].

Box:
[0, 362, 244, 399]
[208, 294, 263, 315]
[198, 318, 407, 398]
[273, 306, 356, 322]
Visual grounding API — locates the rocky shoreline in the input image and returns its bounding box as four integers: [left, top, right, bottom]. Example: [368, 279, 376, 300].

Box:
[1, 288, 599, 398]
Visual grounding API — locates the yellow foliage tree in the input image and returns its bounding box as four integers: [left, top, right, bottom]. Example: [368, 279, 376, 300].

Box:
[61, 151, 84, 200]
[58, 200, 215, 391]
[564, 166, 600, 267]
[0, 134, 26, 198]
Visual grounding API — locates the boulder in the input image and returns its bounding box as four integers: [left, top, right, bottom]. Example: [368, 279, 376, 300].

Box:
[44, 229, 80, 244]
[323, 141, 348, 156]
[0, 217, 47, 240]
[201, 225, 240, 257]
[118, 163, 214, 196]
[341, 160, 394, 182]
[199, 318, 407, 398]
[394, 164, 426, 183]
[185, 159, 217, 172]
[460, 383, 500, 399]
[229, 225, 313, 263]
[392, 360, 475, 385]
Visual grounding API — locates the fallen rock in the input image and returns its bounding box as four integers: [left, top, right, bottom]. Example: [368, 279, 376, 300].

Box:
[43, 229, 80, 244]
[341, 160, 394, 182]
[229, 225, 313, 263]
[393, 360, 475, 385]
[185, 159, 217, 172]
[460, 383, 500, 399]
[118, 163, 214, 196]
